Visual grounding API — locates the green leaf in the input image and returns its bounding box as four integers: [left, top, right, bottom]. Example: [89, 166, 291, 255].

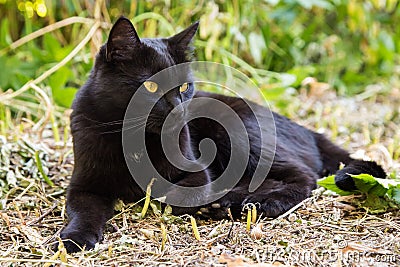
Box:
[351, 174, 400, 197]
[287, 65, 316, 87]
[41, 34, 73, 62]
[375, 177, 400, 188]
[0, 56, 34, 89]
[48, 67, 71, 91]
[323, 173, 400, 212]
[52, 87, 77, 108]
[0, 18, 12, 47]
[261, 87, 286, 100]
[317, 175, 353, 196]
[351, 173, 382, 194]
[49, 67, 77, 107]
[391, 187, 400, 205]
[362, 194, 388, 214]
[43, 34, 62, 61]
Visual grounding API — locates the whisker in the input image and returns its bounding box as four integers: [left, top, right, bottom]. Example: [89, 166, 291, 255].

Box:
[99, 121, 147, 135]
[81, 114, 148, 126]
[78, 114, 149, 131]
[127, 123, 148, 135]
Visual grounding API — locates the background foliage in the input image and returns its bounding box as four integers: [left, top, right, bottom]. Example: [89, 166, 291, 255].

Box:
[0, 0, 399, 125]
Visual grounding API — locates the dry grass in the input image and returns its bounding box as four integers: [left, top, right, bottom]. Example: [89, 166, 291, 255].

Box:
[0, 89, 399, 266]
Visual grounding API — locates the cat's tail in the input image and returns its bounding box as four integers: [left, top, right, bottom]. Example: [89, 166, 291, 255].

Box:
[334, 160, 386, 190]
[313, 133, 387, 191]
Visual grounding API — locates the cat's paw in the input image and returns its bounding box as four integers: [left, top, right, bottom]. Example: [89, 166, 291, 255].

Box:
[170, 202, 230, 220]
[242, 195, 289, 218]
[59, 227, 100, 253]
[197, 203, 230, 220]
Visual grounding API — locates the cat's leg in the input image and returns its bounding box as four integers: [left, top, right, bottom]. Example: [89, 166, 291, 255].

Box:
[197, 186, 247, 219]
[313, 132, 352, 175]
[161, 126, 214, 215]
[242, 164, 318, 217]
[202, 163, 318, 219]
[59, 188, 114, 252]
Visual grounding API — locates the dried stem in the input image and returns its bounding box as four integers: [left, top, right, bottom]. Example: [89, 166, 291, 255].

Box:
[0, 17, 109, 56]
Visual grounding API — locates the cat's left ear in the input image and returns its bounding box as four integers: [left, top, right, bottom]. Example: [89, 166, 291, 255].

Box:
[168, 21, 199, 50]
[106, 16, 141, 62]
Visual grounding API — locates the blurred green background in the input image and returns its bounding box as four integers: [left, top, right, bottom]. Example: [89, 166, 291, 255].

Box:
[0, 0, 399, 130]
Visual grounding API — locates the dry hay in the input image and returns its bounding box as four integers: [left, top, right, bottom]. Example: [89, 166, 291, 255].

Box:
[0, 91, 399, 266]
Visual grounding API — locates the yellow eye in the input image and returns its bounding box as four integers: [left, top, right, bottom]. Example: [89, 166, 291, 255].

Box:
[180, 82, 189, 93]
[144, 81, 158, 93]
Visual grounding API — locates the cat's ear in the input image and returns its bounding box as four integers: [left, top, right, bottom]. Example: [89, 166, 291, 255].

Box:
[106, 16, 140, 62]
[168, 21, 199, 50]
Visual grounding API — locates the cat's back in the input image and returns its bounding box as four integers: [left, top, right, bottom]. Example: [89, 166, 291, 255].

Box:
[193, 90, 322, 172]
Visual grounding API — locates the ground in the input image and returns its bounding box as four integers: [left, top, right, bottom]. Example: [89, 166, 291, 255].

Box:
[0, 86, 399, 266]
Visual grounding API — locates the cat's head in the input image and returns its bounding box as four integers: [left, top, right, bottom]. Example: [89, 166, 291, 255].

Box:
[86, 17, 199, 134]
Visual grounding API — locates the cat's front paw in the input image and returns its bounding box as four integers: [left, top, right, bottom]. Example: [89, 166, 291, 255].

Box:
[197, 203, 230, 220]
[59, 226, 101, 253]
[242, 195, 289, 218]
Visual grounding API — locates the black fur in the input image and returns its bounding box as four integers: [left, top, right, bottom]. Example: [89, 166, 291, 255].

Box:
[59, 17, 386, 252]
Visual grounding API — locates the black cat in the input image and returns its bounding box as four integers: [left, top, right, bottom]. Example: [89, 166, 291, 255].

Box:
[59, 17, 386, 252]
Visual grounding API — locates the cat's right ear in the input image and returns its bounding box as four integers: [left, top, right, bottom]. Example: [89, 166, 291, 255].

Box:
[106, 16, 140, 62]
